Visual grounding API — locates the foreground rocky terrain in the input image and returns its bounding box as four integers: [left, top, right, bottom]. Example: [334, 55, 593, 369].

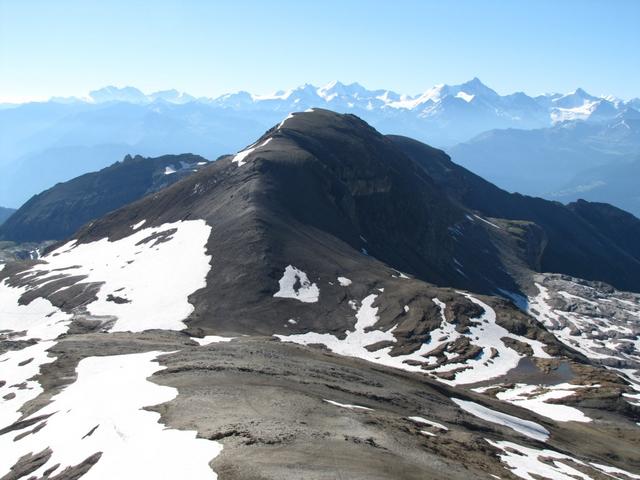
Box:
[1, 110, 639, 479]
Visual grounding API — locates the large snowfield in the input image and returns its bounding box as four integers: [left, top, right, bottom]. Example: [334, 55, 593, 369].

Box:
[24, 219, 212, 332]
[0, 220, 220, 478]
[0, 351, 222, 479]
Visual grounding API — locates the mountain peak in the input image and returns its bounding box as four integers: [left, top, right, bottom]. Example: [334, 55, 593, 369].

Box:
[464, 76, 484, 86]
[457, 77, 498, 97]
[149, 89, 195, 104]
[89, 85, 148, 104]
[564, 87, 598, 101]
[320, 80, 343, 90]
[317, 80, 369, 100]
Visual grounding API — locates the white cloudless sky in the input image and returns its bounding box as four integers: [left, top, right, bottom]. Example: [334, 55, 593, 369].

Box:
[1, 0, 639, 102]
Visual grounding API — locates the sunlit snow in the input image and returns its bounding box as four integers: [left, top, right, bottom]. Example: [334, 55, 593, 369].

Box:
[431, 293, 551, 385]
[407, 416, 448, 431]
[0, 281, 72, 427]
[0, 351, 223, 479]
[488, 439, 640, 480]
[494, 383, 592, 423]
[323, 399, 373, 411]
[232, 137, 273, 167]
[277, 292, 551, 385]
[131, 219, 146, 230]
[191, 335, 235, 346]
[451, 398, 549, 442]
[273, 265, 319, 303]
[23, 220, 212, 332]
[0, 340, 58, 428]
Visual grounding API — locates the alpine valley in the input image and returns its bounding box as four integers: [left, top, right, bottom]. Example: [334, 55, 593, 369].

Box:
[1, 109, 639, 480]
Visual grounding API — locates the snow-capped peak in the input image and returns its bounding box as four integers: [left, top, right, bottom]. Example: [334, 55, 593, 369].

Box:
[89, 86, 149, 104]
[37, 80, 636, 143]
[552, 87, 598, 108]
[149, 89, 195, 104]
[456, 77, 498, 98]
[317, 81, 370, 101]
[386, 84, 449, 109]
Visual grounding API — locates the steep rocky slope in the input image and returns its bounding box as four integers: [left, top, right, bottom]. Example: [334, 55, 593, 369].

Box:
[391, 134, 640, 292]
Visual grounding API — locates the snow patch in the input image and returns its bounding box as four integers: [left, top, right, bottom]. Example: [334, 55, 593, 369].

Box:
[0, 340, 58, 428]
[456, 91, 475, 102]
[273, 265, 319, 303]
[407, 416, 448, 431]
[451, 398, 549, 442]
[232, 137, 273, 166]
[131, 219, 146, 230]
[23, 220, 212, 332]
[278, 292, 551, 385]
[0, 351, 222, 479]
[432, 293, 551, 386]
[488, 439, 640, 480]
[276, 113, 295, 129]
[278, 294, 442, 372]
[323, 399, 373, 411]
[191, 335, 234, 346]
[473, 214, 502, 229]
[0, 278, 73, 427]
[495, 383, 592, 423]
[337, 276, 352, 286]
[0, 280, 72, 341]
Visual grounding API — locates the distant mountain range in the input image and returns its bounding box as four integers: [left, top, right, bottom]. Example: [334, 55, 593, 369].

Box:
[39, 80, 638, 132]
[1, 79, 638, 214]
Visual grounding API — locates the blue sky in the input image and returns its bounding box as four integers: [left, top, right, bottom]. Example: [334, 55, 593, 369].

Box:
[1, 0, 639, 102]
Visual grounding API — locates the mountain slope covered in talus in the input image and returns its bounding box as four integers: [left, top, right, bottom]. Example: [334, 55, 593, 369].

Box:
[0, 153, 209, 242]
[1, 109, 639, 480]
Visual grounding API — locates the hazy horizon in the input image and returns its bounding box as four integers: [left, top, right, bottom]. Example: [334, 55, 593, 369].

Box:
[2, 77, 638, 105]
[2, 0, 639, 102]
